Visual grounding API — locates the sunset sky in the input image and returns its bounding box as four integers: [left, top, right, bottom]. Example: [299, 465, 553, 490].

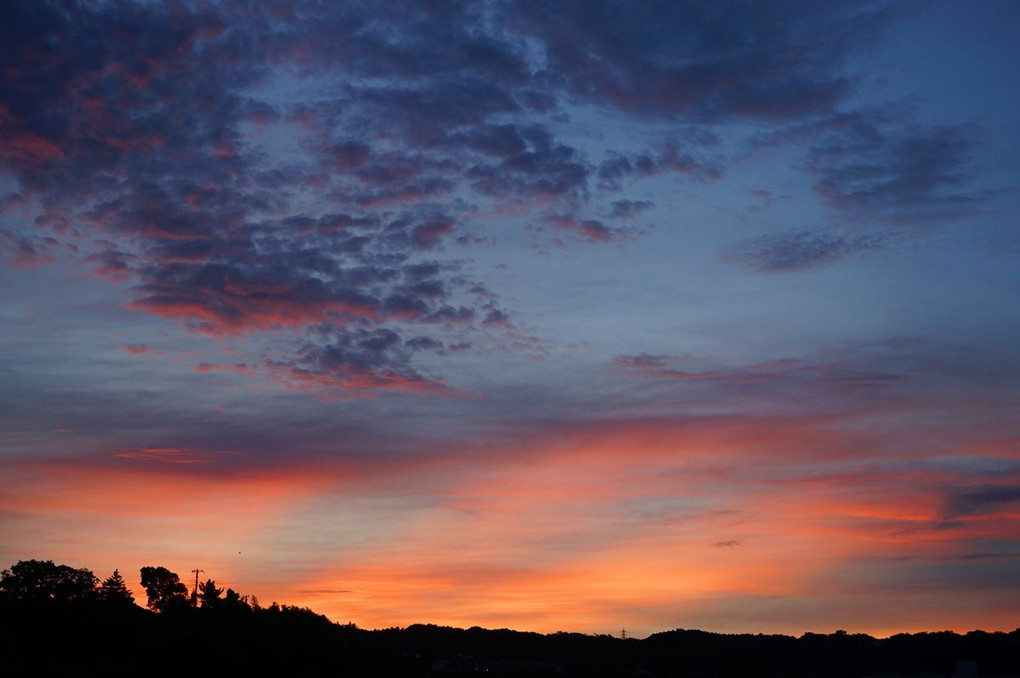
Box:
[2, 0, 1019, 638]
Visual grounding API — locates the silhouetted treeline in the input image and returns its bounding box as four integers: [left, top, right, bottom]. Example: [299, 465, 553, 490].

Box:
[1, 559, 1018, 677]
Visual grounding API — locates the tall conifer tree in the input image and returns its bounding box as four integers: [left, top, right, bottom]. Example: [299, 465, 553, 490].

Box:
[99, 569, 134, 606]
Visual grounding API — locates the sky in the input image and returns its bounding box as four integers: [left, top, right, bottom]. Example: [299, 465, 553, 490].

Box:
[1, 0, 1018, 638]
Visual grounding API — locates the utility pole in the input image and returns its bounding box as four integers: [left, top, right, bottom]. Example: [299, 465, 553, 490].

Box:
[191, 568, 204, 608]
[621, 627, 627, 640]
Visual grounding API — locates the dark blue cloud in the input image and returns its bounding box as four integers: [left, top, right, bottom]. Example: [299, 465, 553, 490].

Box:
[266, 327, 454, 395]
[723, 230, 882, 273]
[809, 122, 990, 223]
[0, 0, 969, 389]
[608, 200, 654, 220]
[598, 142, 722, 191]
[507, 0, 917, 118]
[756, 109, 993, 227]
[945, 485, 1020, 519]
[468, 125, 591, 201]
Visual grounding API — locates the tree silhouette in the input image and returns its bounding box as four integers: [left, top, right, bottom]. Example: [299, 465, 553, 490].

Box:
[222, 587, 250, 611]
[198, 578, 222, 609]
[0, 559, 98, 604]
[139, 566, 188, 613]
[99, 569, 134, 606]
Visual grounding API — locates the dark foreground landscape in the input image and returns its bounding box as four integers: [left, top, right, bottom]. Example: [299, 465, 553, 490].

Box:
[2, 560, 1018, 677]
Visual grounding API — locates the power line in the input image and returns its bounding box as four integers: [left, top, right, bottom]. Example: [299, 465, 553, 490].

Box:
[191, 568, 204, 607]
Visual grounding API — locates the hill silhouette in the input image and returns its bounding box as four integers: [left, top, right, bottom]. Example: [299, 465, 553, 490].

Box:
[2, 559, 1017, 677]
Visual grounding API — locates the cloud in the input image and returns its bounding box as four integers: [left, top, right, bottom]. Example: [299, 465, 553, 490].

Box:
[405, 336, 444, 352]
[194, 362, 252, 374]
[613, 353, 783, 382]
[756, 109, 994, 227]
[0, 229, 56, 268]
[808, 121, 991, 223]
[0, 0, 975, 397]
[128, 260, 383, 334]
[452, 123, 528, 157]
[945, 485, 1020, 519]
[468, 125, 591, 201]
[265, 327, 457, 396]
[481, 308, 514, 329]
[548, 215, 634, 244]
[597, 142, 722, 191]
[111, 447, 239, 464]
[85, 248, 136, 282]
[608, 200, 654, 219]
[723, 229, 882, 272]
[612, 352, 908, 399]
[0, 0, 544, 398]
[507, 0, 914, 119]
[613, 354, 671, 370]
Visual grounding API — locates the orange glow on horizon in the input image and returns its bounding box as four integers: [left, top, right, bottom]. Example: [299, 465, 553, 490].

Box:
[2, 417, 1018, 637]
